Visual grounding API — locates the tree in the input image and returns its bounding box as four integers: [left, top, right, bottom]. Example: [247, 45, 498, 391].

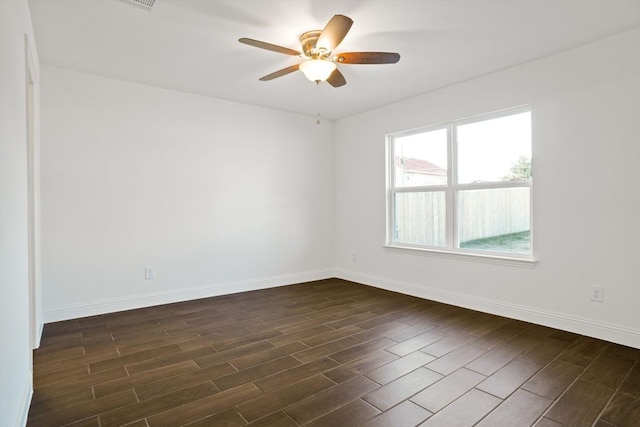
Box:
[503, 155, 531, 181]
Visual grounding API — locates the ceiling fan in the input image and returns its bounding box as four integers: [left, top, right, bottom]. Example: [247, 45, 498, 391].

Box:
[239, 14, 400, 87]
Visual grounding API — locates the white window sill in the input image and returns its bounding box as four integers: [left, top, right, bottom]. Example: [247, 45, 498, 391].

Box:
[383, 244, 537, 268]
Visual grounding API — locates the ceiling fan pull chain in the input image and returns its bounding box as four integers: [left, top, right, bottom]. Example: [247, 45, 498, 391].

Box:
[316, 81, 321, 125]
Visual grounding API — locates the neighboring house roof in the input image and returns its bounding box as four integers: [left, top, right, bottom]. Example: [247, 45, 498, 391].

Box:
[396, 157, 447, 176]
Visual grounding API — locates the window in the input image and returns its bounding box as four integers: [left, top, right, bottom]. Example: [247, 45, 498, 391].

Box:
[387, 108, 532, 260]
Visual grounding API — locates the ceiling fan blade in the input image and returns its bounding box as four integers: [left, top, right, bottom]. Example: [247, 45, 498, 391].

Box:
[259, 64, 300, 81]
[326, 69, 346, 87]
[239, 38, 301, 56]
[317, 15, 353, 52]
[336, 52, 401, 64]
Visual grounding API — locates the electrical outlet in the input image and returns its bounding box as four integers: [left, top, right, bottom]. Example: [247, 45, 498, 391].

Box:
[590, 285, 603, 302]
[352, 253, 357, 262]
[145, 266, 155, 280]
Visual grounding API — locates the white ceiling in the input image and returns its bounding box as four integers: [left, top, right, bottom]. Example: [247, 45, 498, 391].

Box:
[28, 0, 640, 120]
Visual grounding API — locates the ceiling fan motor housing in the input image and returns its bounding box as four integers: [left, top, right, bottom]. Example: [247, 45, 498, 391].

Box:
[300, 30, 326, 58]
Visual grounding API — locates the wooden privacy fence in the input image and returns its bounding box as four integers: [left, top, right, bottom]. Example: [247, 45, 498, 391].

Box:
[458, 187, 530, 242]
[394, 187, 530, 246]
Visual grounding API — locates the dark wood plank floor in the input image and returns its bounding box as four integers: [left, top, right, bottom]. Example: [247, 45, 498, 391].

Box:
[28, 279, 640, 426]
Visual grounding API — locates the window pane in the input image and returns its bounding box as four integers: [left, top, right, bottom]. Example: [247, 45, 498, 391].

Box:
[458, 188, 530, 254]
[393, 191, 445, 247]
[457, 112, 531, 184]
[393, 128, 447, 188]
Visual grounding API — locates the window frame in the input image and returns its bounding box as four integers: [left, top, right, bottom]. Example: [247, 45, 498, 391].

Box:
[385, 106, 535, 267]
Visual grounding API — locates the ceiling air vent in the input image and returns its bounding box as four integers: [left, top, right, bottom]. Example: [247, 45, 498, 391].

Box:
[119, 0, 156, 11]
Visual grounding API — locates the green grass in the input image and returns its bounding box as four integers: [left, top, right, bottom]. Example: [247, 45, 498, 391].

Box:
[460, 230, 530, 254]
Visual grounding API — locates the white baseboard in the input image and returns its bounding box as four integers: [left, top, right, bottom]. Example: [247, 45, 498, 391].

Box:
[335, 269, 640, 349]
[42, 268, 640, 349]
[43, 269, 333, 323]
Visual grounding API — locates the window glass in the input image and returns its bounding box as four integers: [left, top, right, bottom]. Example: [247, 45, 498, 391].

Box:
[457, 112, 531, 184]
[457, 188, 531, 254]
[394, 191, 446, 247]
[393, 128, 448, 188]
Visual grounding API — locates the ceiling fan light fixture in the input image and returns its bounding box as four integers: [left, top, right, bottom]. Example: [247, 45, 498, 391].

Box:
[299, 59, 337, 82]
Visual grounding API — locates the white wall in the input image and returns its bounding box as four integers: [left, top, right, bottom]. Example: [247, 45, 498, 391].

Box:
[40, 67, 334, 321]
[0, 1, 40, 425]
[333, 28, 640, 348]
